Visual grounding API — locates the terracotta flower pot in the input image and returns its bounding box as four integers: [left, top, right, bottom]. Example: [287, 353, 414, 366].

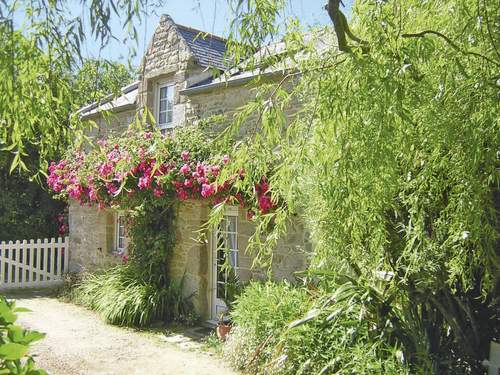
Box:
[216, 323, 232, 341]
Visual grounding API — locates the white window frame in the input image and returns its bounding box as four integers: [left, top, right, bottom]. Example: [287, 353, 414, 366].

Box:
[115, 214, 126, 253]
[155, 82, 175, 130]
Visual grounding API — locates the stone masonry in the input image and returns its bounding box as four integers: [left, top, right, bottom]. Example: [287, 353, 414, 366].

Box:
[69, 14, 310, 320]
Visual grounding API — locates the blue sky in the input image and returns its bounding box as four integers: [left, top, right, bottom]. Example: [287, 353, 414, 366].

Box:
[80, 0, 352, 66]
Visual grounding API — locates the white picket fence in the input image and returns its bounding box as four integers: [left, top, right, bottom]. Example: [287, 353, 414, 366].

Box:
[0, 237, 69, 290]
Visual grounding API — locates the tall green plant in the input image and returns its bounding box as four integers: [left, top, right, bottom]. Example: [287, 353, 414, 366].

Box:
[221, 0, 499, 373]
[0, 296, 46, 374]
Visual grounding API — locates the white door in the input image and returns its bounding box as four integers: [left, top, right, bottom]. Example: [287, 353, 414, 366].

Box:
[211, 208, 238, 321]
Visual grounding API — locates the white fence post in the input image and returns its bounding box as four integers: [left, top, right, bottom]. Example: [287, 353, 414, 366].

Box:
[0, 237, 69, 290]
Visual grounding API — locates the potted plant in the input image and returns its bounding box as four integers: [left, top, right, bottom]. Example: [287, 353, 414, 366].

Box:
[216, 268, 243, 341]
[216, 312, 232, 341]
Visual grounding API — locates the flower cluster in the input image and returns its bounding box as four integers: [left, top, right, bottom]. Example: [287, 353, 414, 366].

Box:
[47, 130, 275, 218]
[55, 213, 68, 236]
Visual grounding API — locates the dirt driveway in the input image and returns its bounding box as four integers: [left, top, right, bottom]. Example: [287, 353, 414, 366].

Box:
[9, 291, 237, 375]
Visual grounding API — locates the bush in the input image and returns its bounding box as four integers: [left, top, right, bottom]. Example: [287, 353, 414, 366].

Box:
[72, 264, 195, 327]
[224, 281, 311, 373]
[0, 296, 47, 374]
[224, 281, 411, 375]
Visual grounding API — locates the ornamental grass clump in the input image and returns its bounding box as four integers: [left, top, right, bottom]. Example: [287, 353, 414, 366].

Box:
[73, 264, 193, 327]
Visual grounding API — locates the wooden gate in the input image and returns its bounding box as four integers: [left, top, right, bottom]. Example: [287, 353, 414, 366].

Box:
[0, 237, 69, 290]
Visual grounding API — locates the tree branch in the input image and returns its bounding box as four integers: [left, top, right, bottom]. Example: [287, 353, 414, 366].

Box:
[325, 0, 369, 53]
[402, 29, 500, 68]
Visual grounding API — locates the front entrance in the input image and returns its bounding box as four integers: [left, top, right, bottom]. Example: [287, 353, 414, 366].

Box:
[210, 207, 238, 321]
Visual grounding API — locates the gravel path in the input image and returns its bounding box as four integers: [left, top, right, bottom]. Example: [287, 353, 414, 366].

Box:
[9, 292, 237, 375]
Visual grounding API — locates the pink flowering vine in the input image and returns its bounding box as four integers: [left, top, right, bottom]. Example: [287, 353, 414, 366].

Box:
[47, 131, 278, 220]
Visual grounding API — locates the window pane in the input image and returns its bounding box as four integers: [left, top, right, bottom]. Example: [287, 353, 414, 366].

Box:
[159, 99, 167, 112]
[229, 250, 237, 267]
[227, 233, 237, 251]
[166, 110, 173, 124]
[159, 112, 166, 125]
[226, 216, 237, 232]
[159, 86, 168, 99]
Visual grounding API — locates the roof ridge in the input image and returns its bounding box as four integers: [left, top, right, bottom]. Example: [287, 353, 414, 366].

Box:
[174, 23, 227, 43]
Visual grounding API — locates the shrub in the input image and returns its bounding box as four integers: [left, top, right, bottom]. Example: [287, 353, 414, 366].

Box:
[0, 296, 47, 374]
[72, 264, 195, 327]
[225, 281, 411, 375]
[224, 281, 311, 373]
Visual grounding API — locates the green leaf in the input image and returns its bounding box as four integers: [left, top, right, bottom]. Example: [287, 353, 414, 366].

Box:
[0, 343, 29, 360]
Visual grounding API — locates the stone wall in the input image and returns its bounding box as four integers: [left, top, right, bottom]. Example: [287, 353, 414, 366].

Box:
[86, 109, 135, 140]
[137, 15, 209, 128]
[170, 200, 310, 319]
[68, 201, 122, 272]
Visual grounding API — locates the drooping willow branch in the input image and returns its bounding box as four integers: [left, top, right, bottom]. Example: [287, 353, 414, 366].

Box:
[324, 0, 369, 53]
[402, 30, 500, 68]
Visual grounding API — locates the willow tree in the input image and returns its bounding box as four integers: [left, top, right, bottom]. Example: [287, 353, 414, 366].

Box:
[221, 0, 499, 372]
[0, 0, 156, 175]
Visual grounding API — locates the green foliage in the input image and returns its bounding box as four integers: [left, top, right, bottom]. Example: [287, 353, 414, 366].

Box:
[0, 296, 47, 374]
[226, 281, 411, 374]
[223, 0, 499, 373]
[72, 264, 195, 327]
[0, 152, 66, 241]
[0, 0, 155, 172]
[224, 281, 311, 372]
[73, 59, 134, 108]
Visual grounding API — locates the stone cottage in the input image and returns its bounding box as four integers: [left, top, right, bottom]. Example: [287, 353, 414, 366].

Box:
[70, 15, 310, 322]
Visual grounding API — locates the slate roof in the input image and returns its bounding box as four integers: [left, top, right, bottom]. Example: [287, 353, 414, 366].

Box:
[176, 24, 228, 71]
[77, 81, 139, 118]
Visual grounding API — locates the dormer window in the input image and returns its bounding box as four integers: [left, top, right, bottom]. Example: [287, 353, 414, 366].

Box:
[156, 83, 174, 130]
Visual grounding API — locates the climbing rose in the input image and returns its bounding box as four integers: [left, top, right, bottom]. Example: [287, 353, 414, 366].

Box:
[258, 195, 273, 214]
[181, 150, 190, 161]
[138, 174, 152, 189]
[153, 188, 164, 198]
[180, 164, 190, 174]
[222, 155, 230, 164]
[176, 188, 189, 200]
[201, 183, 215, 198]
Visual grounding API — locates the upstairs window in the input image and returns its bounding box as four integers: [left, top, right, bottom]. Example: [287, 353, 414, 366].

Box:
[157, 83, 174, 130]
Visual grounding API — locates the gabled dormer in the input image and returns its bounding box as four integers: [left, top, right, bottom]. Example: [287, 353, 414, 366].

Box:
[137, 15, 228, 131]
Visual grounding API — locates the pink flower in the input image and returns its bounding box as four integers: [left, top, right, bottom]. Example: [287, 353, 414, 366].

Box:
[201, 183, 215, 198]
[98, 162, 113, 178]
[138, 174, 152, 189]
[176, 188, 189, 200]
[144, 131, 153, 140]
[58, 224, 67, 235]
[222, 155, 230, 164]
[258, 195, 273, 214]
[172, 181, 184, 189]
[106, 182, 119, 195]
[210, 165, 220, 177]
[180, 164, 191, 175]
[88, 187, 98, 201]
[196, 163, 206, 177]
[197, 177, 208, 185]
[181, 150, 190, 161]
[153, 188, 164, 198]
[184, 178, 193, 188]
